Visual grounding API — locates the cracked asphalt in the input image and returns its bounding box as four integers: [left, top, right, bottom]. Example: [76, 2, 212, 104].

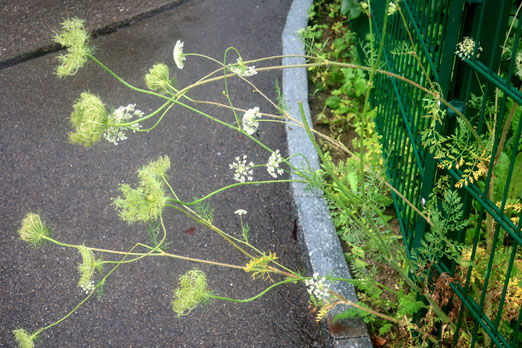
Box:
[0, 0, 327, 346]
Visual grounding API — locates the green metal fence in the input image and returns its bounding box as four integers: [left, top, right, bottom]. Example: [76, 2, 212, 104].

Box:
[350, 0, 521, 346]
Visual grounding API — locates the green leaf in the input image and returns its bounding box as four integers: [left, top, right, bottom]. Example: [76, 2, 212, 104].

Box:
[333, 306, 373, 323]
[510, 101, 521, 135]
[494, 152, 511, 202]
[379, 323, 393, 336]
[508, 153, 522, 200]
[341, 0, 364, 20]
[397, 292, 425, 317]
[495, 152, 522, 201]
[346, 171, 359, 193]
[326, 96, 342, 110]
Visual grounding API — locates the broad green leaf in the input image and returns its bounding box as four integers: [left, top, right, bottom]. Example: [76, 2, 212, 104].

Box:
[341, 0, 364, 20]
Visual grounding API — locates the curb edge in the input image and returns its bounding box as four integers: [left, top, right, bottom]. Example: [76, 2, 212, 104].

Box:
[281, 1, 373, 347]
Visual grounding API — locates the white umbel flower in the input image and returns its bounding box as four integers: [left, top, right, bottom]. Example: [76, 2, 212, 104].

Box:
[455, 37, 482, 60]
[79, 280, 95, 294]
[305, 273, 330, 301]
[234, 209, 247, 216]
[103, 104, 143, 145]
[242, 107, 261, 135]
[387, 2, 398, 16]
[230, 155, 254, 183]
[228, 58, 257, 77]
[173, 40, 186, 69]
[267, 150, 284, 178]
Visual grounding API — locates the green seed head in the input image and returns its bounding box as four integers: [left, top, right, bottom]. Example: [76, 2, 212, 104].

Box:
[171, 269, 212, 317]
[113, 156, 170, 224]
[18, 213, 52, 248]
[138, 155, 171, 179]
[77, 245, 96, 293]
[145, 63, 172, 92]
[53, 18, 93, 78]
[53, 18, 89, 48]
[12, 329, 36, 348]
[69, 92, 108, 147]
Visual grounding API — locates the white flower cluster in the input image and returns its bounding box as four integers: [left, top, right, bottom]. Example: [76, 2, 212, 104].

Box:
[387, 1, 398, 16]
[173, 40, 186, 69]
[305, 273, 330, 301]
[230, 155, 254, 183]
[79, 280, 95, 294]
[103, 104, 143, 145]
[242, 107, 261, 135]
[360, 1, 369, 13]
[228, 58, 257, 77]
[267, 150, 284, 178]
[455, 37, 483, 60]
[234, 209, 247, 216]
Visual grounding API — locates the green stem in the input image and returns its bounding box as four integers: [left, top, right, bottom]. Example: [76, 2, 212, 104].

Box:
[32, 227, 160, 337]
[166, 179, 305, 206]
[138, 101, 176, 132]
[166, 203, 254, 260]
[91, 53, 483, 149]
[210, 279, 297, 303]
[116, 100, 172, 127]
[33, 288, 96, 337]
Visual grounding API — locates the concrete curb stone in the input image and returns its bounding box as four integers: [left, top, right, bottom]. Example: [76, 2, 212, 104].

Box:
[282, 1, 373, 347]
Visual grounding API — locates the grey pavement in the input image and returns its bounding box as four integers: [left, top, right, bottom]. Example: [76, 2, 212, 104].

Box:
[0, 0, 183, 64]
[0, 0, 330, 346]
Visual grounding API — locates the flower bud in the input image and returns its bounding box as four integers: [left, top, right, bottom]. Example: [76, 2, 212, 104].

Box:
[113, 156, 170, 224]
[18, 213, 52, 248]
[77, 245, 96, 293]
[171, 269, 212, 317]
[12, 328, 36, 348]
[145, 63, 171, 92]
[69, 92, 108, 147]
[53, 18, 93, 78]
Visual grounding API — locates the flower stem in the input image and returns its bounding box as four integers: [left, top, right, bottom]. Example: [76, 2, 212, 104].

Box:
[210, 278, 297, 303]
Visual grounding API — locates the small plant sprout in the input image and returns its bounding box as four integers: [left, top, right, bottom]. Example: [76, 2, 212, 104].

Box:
[241, 107, 261, 135]
[53, 18, 92, 78]
[145, 63, 171, 93]
[69, 92, 109, 147]
[229, 155, 254, 183]
[455, 37, 483, 60]
[171, 269, 212, 317]
[228, 57, 257, 77]
[103, 104, 143, 145]
[173, 40, 186, 69]
[12, 328, 37, 348]
[18, 213, 52, 248]
[113, 155, 170, 223]
[305, 273, 331, 303]
[266, 150, 284, 178]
